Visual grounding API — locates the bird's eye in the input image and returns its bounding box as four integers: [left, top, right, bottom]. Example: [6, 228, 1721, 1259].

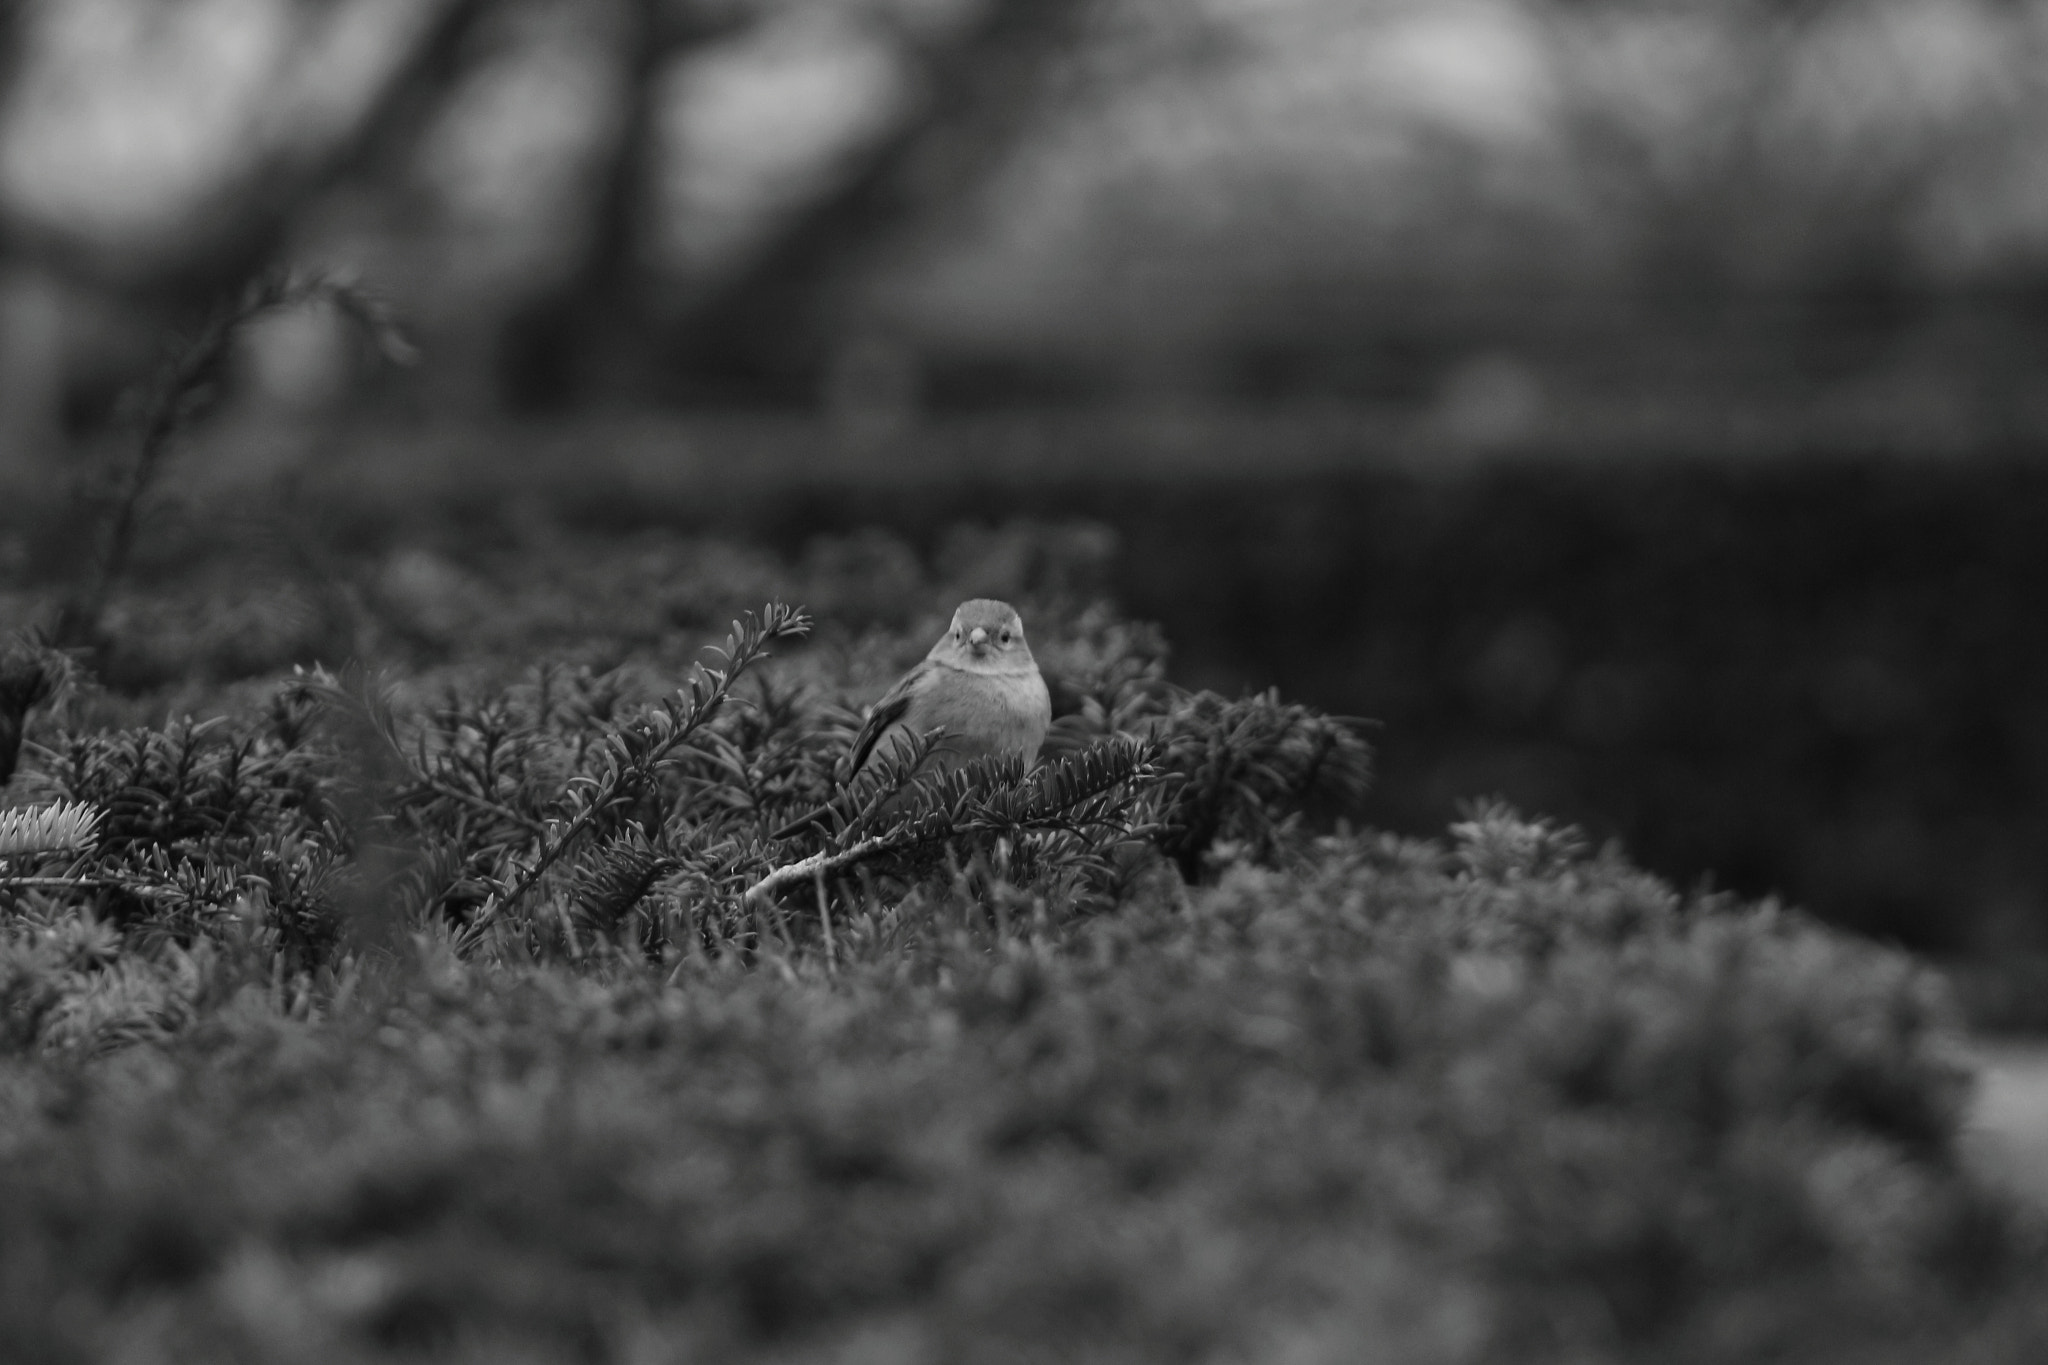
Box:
[999, 629, 1013, 644]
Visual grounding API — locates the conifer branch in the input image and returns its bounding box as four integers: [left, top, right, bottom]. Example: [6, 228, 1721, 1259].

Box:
[304, 666, 548, 837]
[744, 738, 1159, 907]
[474, 605, 808, 936]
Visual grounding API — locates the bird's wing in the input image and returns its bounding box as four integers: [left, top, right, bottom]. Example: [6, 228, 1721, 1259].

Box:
[773, 665, 942, 842]
[846, 662, 935, 776]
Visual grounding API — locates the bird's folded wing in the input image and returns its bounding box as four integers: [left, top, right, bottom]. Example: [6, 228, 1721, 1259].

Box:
[771, 665, 932, 842]
[846, 662, 931, 776]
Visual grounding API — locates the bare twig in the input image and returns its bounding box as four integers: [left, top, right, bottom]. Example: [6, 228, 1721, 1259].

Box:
[57, 271, 415, 650]
[746, 833, 901, 909]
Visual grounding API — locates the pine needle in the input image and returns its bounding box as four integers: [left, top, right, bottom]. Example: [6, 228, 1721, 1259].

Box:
[0, 801, 104, 858]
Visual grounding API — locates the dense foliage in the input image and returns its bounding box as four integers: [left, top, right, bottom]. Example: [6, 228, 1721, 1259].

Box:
[0, 521, 2042, 1362]
[63, 429, 2040, 957]
[375, 444, 2044, 959]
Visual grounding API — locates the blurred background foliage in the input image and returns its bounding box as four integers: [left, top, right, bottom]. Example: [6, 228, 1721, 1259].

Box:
[3, 0, 2048, 960]
[3, 0, 2046, 427]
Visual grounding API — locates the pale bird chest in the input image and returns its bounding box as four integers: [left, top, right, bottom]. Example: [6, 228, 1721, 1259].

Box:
[911, 667, 1051, 761]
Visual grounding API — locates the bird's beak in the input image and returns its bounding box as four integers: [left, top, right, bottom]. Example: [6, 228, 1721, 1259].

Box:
[967, 627, 989, 647]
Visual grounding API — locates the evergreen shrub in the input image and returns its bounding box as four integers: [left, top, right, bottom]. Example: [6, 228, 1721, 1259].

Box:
[0, 521, 2035, 1363]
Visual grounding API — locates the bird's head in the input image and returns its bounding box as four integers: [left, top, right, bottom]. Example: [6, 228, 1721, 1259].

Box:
[933, 598, 1034, 672]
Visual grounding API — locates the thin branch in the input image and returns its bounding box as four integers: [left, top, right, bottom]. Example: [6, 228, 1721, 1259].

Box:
[746, 835, 900, 909]
[57, 272, 413, 649]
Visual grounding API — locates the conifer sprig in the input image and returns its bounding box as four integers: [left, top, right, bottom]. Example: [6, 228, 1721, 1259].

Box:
[1139, 688, 1375, 873]
[474, 605, 808, 938]
[0, 801, 104, 858]
[302, 664, 545, 836]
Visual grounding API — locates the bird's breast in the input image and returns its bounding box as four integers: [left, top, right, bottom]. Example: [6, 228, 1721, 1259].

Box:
[910, 666, 1051, 765]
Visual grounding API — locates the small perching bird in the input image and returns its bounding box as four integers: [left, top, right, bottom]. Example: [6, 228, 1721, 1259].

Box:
[776, 598, 1051, 839]
[848, 598, 1051, 775]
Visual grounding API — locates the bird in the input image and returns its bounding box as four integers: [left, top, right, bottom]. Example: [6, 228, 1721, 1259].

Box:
[776, 599, 1051, 839]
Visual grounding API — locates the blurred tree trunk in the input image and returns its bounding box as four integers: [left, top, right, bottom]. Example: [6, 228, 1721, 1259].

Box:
[661, 0, 1099, 406]
[0, 0, 22, 89]
[0, 262, 64, 486]
[0, 2, 55, 486]
[497, 0, 750, 410]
